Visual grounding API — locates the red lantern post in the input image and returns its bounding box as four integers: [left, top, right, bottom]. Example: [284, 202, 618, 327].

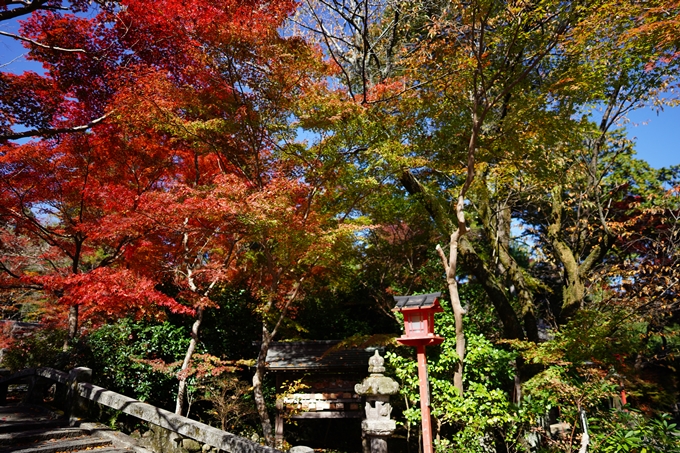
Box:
[393, 293, 444, 453]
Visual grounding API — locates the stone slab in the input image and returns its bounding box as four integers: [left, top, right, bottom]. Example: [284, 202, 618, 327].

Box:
[82, 448, 130, 453]
[78, 383, 282, 453]
[0, 435, 110, 453]
[80, 422, 153, 453]
[0, 427, 85, 446]
[0, 406, 65, 434]
[362, 419, 396, 437]
[288, 447, 314, 453]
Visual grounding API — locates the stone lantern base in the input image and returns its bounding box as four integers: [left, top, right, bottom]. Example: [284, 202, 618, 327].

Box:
[362, 419, 396, 437]
[361, 420, 395, 453]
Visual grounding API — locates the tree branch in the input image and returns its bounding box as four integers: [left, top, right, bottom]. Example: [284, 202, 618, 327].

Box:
[1, 111, 112, 142]
[0, 30, 87, 53]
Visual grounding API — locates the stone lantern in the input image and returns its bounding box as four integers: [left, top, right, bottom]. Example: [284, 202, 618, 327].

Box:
[393, 293, 444, 453]
[355, 350, 399, 453]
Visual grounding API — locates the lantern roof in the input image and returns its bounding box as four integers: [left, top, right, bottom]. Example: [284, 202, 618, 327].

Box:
[393, 292, 441, 310]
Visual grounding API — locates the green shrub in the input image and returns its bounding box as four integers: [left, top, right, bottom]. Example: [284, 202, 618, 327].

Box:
[591, 410, 680, 453]
[85, 319, 194, 410]
[387, 309, 522, 453]
[386, 307, 678, 452]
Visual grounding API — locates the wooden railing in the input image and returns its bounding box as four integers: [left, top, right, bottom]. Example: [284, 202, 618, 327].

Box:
[0, 367, 282, 453]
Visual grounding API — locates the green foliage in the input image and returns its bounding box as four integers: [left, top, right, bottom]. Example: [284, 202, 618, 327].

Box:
[85, 319, 194, 409]
[198, 288, 261, 360]
[434, 333, 521, 453]
[1, 326, 68, 371]
[591, 410, 680, 453]
[459, 282, 505, 339]
[387, 308, 522, 453]
[386, 344, 421, 427]
[513, 309, 680, 414]
[515, 309, 644, 369]
[387, 305, 680, 453]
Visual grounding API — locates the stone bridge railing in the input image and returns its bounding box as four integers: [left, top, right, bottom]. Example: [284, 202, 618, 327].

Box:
[0, 367, 281, 453]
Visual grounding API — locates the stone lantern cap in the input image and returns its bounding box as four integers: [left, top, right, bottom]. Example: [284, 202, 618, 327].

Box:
[355, 351, 399, 396]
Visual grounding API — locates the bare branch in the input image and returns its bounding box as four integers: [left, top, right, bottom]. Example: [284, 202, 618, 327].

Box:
[0, 111, 113, 142]
[0, 0, 58, 22]
[0, 30, 87, 53]
[0, 52, 29, 69]
[435, 243, 449, 274]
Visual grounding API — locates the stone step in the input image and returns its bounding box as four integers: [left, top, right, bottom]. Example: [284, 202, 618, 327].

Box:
[0, 421, 66, 435]
[0, 435, 112, 453]
[81, 449, 132, 453]
[0, 406, 65, 434]
[77, 423, 151, 453]
[0, 427, 87, 446]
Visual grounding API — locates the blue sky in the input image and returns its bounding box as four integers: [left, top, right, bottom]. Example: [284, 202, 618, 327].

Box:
[2, 18, 678, 170]
[626, 105, 680, 169]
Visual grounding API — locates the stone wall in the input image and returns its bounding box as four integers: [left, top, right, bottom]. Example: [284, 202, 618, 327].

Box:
[132, 422, 220, 453]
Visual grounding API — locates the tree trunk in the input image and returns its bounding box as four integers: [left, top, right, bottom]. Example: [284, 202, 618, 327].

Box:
[458, 237, 525, 339]
[436, 195, 468, 396]
[63, 304, 78, 351]
[64, 238, 83, 349]
[253, 324, 274, 446]
[499, 257, 539, 341]
[548, 186, 614, 322]
[483, 191, 539, 342]
[400, 169, 526, 340]
[252, 280, 304, 447]
[446, 261, 466, 395]
[175, 306, 204, 416]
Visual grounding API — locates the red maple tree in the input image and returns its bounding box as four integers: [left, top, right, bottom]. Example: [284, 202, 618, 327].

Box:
[1, 0, 350, 433]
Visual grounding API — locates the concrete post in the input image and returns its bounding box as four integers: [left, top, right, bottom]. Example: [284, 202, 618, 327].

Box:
[66, 366, 92, 425]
